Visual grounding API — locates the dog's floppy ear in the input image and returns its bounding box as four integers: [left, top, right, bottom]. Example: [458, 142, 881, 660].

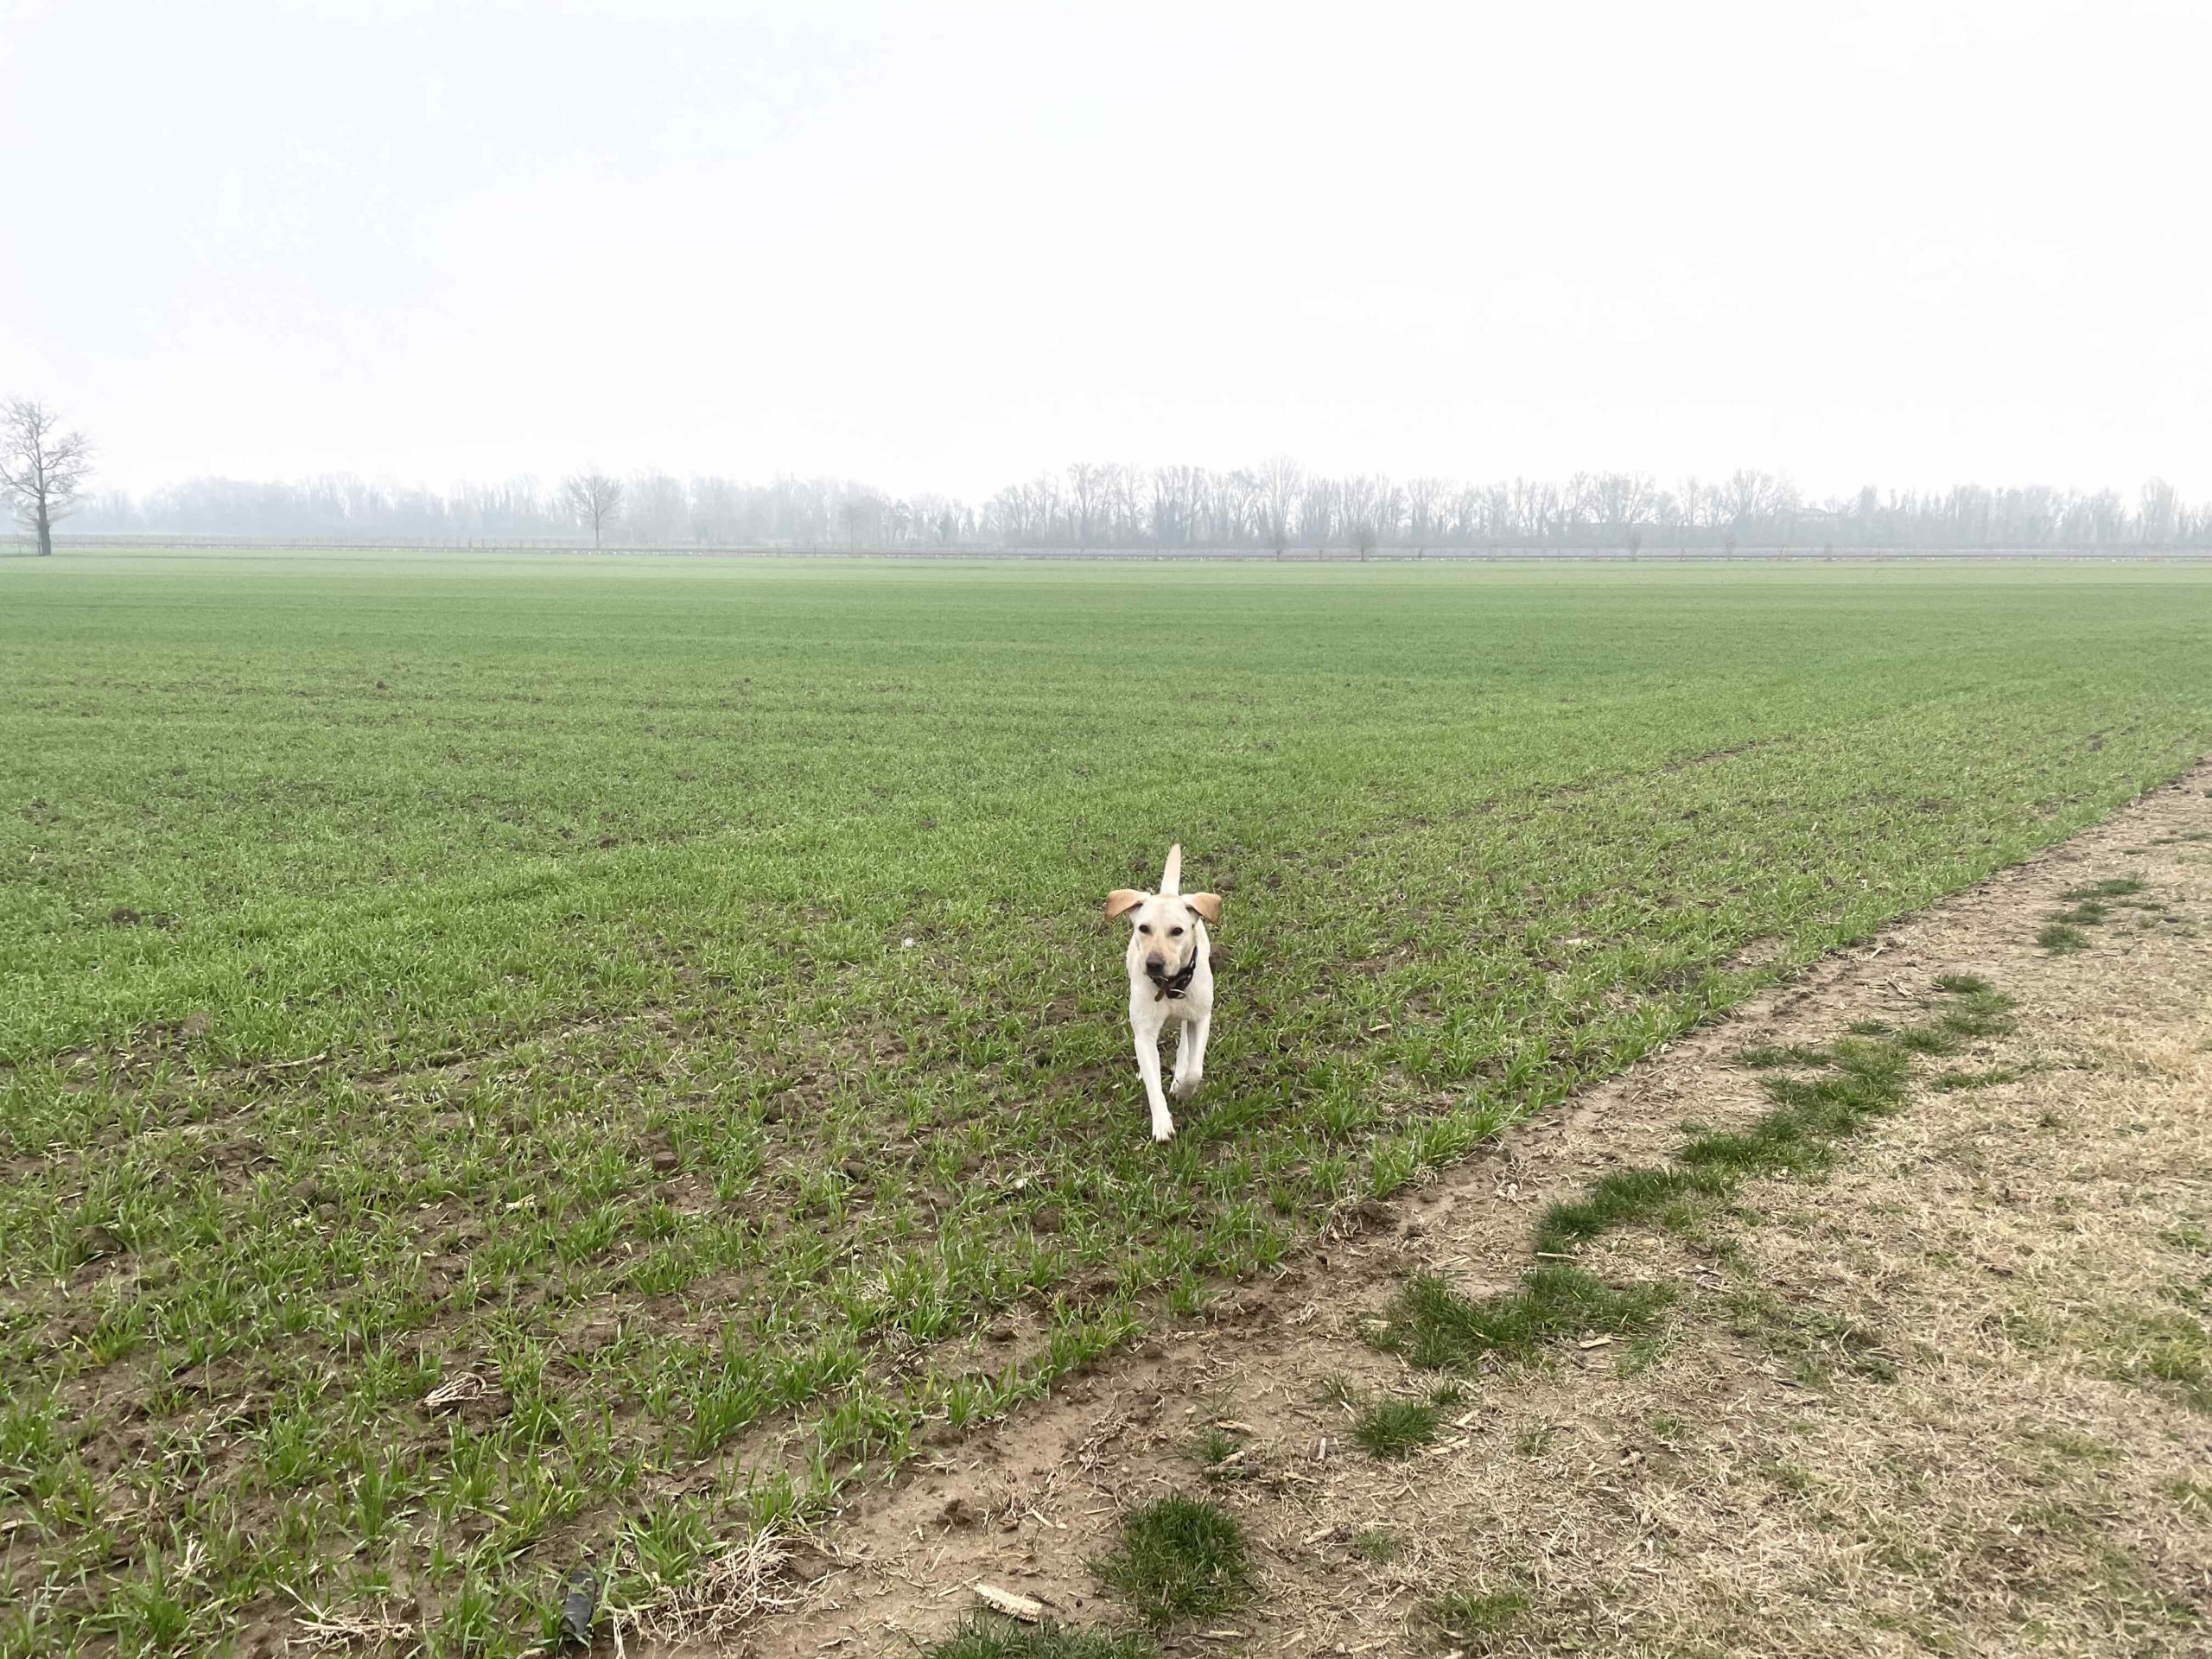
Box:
[1104, 888, 1147, 920]
[1184, 893, 1222, 925]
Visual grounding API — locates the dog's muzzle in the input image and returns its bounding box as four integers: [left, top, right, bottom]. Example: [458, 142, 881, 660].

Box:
[1148, 955, 1199, 1001]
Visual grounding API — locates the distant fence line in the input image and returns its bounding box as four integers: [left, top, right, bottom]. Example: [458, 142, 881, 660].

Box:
[17, 533, 2212, 563]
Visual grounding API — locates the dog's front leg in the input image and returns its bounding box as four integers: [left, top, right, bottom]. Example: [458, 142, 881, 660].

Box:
[1171, 1012, 1211, 1100]
[1133, 1025, 1174, 1141]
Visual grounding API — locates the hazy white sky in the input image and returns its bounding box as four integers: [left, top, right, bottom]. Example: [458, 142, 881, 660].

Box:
[3, 0, 2207, 499]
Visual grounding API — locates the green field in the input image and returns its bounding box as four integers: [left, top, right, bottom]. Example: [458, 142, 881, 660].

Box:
[3, 551, 2209, 1656]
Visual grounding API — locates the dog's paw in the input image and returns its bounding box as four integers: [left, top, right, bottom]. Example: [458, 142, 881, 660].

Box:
[1169, 1073, 1200, 1100]
[1150, 1113, 1176, 1142]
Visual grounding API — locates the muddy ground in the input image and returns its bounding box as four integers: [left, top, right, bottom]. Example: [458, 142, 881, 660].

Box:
[678, 766, 2212, 1658]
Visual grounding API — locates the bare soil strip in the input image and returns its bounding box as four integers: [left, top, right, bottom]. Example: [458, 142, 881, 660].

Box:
[696, 766, 2212, 1658]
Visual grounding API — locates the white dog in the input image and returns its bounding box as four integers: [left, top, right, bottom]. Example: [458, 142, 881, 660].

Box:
[1104, 844, 1222, 1142]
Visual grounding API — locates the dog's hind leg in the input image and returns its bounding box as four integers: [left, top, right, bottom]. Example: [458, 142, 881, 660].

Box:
[1170, 1012, 1210, 1100]
[1135, 1031, 1175, 1141]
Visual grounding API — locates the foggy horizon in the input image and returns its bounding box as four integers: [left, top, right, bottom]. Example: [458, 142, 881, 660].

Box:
[59, 459, 2211, 550]
[5, 3, 2209, 501]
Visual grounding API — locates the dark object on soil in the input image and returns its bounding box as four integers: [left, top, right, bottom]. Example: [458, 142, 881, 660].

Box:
[558, 1566, 598, 1645]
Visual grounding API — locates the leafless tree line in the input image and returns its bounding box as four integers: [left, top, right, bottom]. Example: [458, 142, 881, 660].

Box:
[62, 461, 2212, 550]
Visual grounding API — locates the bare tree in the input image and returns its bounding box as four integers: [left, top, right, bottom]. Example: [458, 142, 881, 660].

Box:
[690, 475, 742, 544]
[1066, 461, 1107, 546]
[2139, 477, 2180, 545]
[560, 472, 626, 548]
[626, 472, 688, 543]
[1, 399, 94, 556]
[1259, 454, 1302, 556]
[1340, 475, 1383, 560]
[1150, 467, 1202, 547]
[1405, 476, 1447, 546]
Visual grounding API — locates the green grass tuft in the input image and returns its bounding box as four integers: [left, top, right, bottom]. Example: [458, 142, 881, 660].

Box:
[1936, 987, 2018, 1039]
[1427, 1585, 1530, 1645]
[2050, 899, 2109, 925]
[2062, 877, 2145, 899]
[1733, 1043, 1833, 1070]
[2037, 921, 2092, 953]
[1351, 1528, 1400, 1564]
[1192, 1425, 1242, 1469]
[1681, 1037, 1916, 1177]
[1534, 1166, 1726, 1254]
[2101, 1307, 2212, 1414]
[1932, 1065, 2027, 1092]
[1094, 1494, 1250, 1629]
[926, 1615, 1158, 1659]
[1373, 1268, 1675, 1370]
[1352, 1397, 1440, 1459]
[2040, 878, 2157, 953]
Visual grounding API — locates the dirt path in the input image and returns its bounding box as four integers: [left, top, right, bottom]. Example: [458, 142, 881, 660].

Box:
[700, 766, 2212, 1658]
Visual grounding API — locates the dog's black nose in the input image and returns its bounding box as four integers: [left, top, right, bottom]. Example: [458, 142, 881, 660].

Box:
[1144, 956, 1167, 976]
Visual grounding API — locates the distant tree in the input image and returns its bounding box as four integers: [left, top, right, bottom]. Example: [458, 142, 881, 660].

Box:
[0, 399, 93, 556]
[1300, 476, 1336, 550]
[626, 472, 687, 543]
[1066, 461, 1108, 546]
[1259, 454, 1301, 557]
[1339, 474, 1386, 560]
[560, 472, 626, 548]
[2139, 477, 2180, 545]
[690, 475, 743, 544]
[1405, 475, 1448, 546]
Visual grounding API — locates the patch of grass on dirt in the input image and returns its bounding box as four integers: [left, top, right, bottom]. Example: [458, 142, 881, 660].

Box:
[1682, 1037, 1914, 1173]
[1094, 1494, 1250, 1629]
[2064, 877, 2148, 899]
[2039, 878, 2159, 951]
[2037, 919, 2093, 952]
[1725, 1287, 1898, 1388]
[1513, 1423, 1560, 1457]
[2050, 899, 2111, 925]
[2163, 1475, 2212, 1517]
[1352, 1396, 1440, 1459]
[927, 1615, 1158, 1659]
[1191, 1421, 1257, 1485]
[1379, 978, 2012, 1377]
[2024, 1424, 2121, 1465]
[1316, 1374, 1360, 1409]
[1373, 1267, 1676, 1370]
[1425, 1584, 1529, 1648]
[1534, 1166, 1727, 1254]
[1733, 1042, 1834, 1070]
[1351, 1528, 1400, 1564]
[1933, 1065, 2029, 1091]
[2100, 1306, 2212, 1413]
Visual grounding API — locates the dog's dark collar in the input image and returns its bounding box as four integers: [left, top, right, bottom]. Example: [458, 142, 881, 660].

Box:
[1151, 953, 1200, 1002]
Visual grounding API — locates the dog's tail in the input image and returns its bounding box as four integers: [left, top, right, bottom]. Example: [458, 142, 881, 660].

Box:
[1160, 843, 1182, 897]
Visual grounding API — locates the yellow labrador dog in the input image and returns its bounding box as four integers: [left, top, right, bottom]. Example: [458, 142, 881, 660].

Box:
[1104, 845, 1222, 1142]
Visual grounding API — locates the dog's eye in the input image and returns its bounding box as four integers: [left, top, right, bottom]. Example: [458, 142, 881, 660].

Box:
[1168, 926, 1184, 937]
[1137, 924, 1151, 934]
